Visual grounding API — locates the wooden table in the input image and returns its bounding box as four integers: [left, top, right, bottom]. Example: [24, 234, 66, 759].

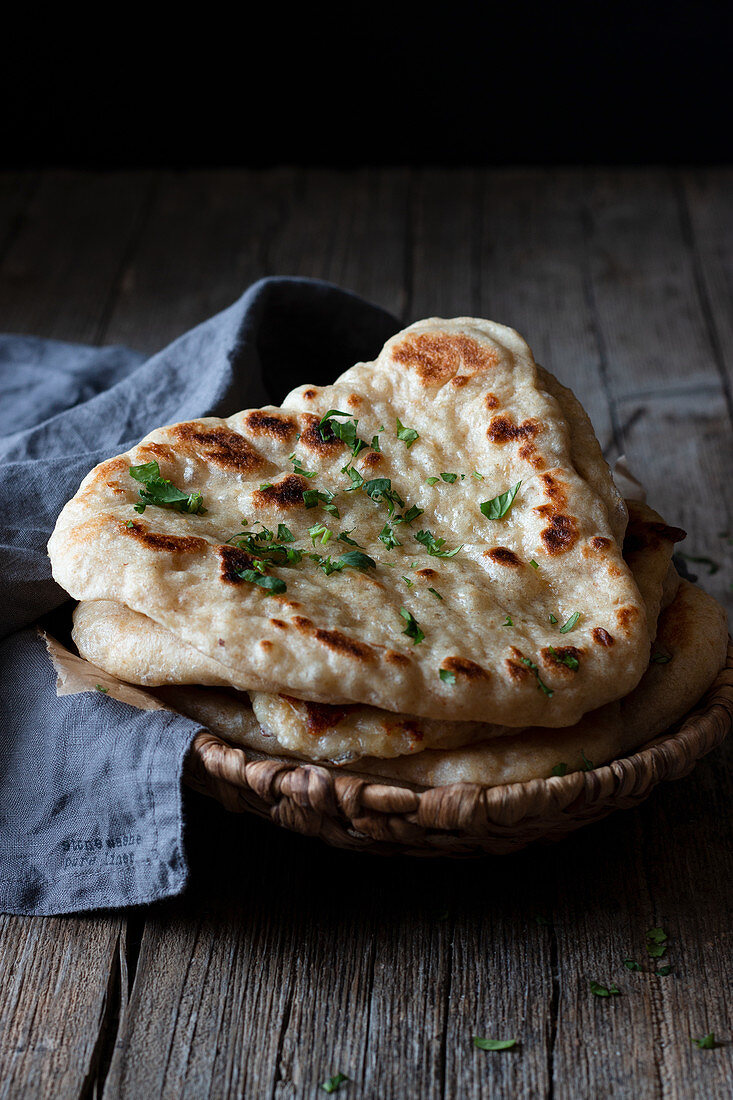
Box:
[1, 169, 731, 1099]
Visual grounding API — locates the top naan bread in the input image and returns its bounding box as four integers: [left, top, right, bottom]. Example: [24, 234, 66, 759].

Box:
[49, 317, 650, 725]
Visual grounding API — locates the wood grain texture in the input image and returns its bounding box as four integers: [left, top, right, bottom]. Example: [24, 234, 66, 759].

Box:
[1, 169, 731, 1100]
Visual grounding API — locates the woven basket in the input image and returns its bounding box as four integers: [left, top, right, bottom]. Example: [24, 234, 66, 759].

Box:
[184, 643, 733, 856]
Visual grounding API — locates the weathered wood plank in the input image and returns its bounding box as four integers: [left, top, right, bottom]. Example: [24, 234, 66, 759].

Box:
[0, 171, 151, 344]
[0, 915, 122, 1100]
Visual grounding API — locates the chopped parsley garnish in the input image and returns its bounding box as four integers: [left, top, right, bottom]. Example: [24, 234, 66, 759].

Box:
[590, 981, 620, 997]
[480, 481, 521, 520]
[95, 684, 109, 694]
[237, 570, 287, 595]
[581, 750, 594, 771]
[519, 657, 553, 697]
[400, 607, 425, 645]
[277, 524, 295, 542]
[548, 646, 579, 671]
[691, 1034, 717, 1050]
[426, 476, 439, 486]
[471, 470, 484, 480]
[303, 488, 340, 519]
[440, 472, 458, 483]
[289, 453, 317, 478]
[645, 927, 668, 958]
[337, 529, 365, 548]
[551, 763, 568, 777]
[363, 477, 404, 516]
[529, 559, 539, 569]
[402, 576, 414, 587]
[321, 1072, 349, 1093]
[400, 504, 424, 525]
[651, 651, 672, 664]
[129, 460, 206, 515]
[549, 613, 558, 624]
[339, 550, 376, 571]
[428, 587, 443, 600]
[379, 523, 402, 550]
[319, 409, 369, 460]
[371, 433, 381, 451]
[473, 1037, 517, 1052]
[503, 615, 513, 627]
[559, 612, 580, 634]
[342, 465, 364, 490]
[230, 528, 303, 567]
[624, 959, 642, 971]
[439, 668, 456, 684]
[414, 529, 463, 558]
[259, 482, 272, 490]
[396, 416, 419, 448]
[677, 552, 720, 575]
[309, 522, 333, 546]
[656, 966, 672, 976]
[310, 554, 342, 576]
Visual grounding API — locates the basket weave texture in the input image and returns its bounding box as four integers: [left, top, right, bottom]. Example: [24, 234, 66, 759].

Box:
[184, 644, 733, 856]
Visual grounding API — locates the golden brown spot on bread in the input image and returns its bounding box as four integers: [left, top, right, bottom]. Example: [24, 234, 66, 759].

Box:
[541, 645, 581, 672]
[616, 606, 638, 630]
[260, 640, 273, 651]
[539, 514, 578, 555]
[299, 413, 345, 455]
[385, 650, 411, 667]
[346, 393, 363, 409]
[171, 422, 264, 473]
[485, 547, 522, 566]
[253, 474, 308, 509]
[505, 655, 533, 682]
[313, 628, 376, 661]
[293, 616, 313, 629]
[302, 389, 317, 400]
[270, 618, 288, 630]
[592, 627, 615, 647]
[361, 450, 382, 468]
[243, 410, 297, 442]
[591, 536, 612, 552]
[416, 568, 439, 579]
[287, 698, 356, 735]
[392, 333, 498, 386]
[488, 415, 541, 445]
[120, 520, 208, 555]
[485, 392, 500, 409]
[450, 374, 469, 387]
[218, 545, 255, 584]
[442, 656, 490, 680]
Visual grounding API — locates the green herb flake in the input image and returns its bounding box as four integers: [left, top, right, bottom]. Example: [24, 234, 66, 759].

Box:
[624, 959, 642, 971]
[339, 550, 376, 571]
[363, 477, 404, 517]
[691, 1033, 717, 1050]
[548, 645, 579, 671]
[426, 476, 439, 486]
[529, 559, 539, 569]
[401, 504, 424, 525]
[559, 611, 580, 634]
[289, 453, 317, 478]
[551, 763, 568, 777]
[95, 684, 109, 694]
[473, 1037, 517, 1052]
[309, 523, 333, 546]
[400, 607, 425, 645]
[656, 966, 672, 976]
[471, 470, 484, 480]
[337, 530, 365, 548]
[480, 480, 522, 520]
[549, 613, 558, 624]
[402, 576, 414, 588]
[439, 668, 456, 684]
[321, 1071, 349, 1093]
[259, 482, 273, 490]
[581, 750, 594, 771]
[129, 460, 206, 516]
[414, 529, 463, 559]
[125, 520, 134, 528]
[503, 615, 514, 627]
[303, 488, 340, 519]
[440, 472, 458, 483]
[590, 981, 621, 998]
[237, 570, 287, 595]
[379, 523, 402, 550]
[519, 657, 554, 698]
[428, 587, 443, 600]
[276, 524, 295, 543]
[396, 416, 419, 448]
[645, 927, 668, 958]
[371, 434, 381, 451]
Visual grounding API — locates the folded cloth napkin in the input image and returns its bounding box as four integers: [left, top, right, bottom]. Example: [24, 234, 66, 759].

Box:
[0, 277, 400, 915]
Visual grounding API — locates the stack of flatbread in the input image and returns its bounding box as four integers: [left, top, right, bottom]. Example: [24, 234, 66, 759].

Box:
[48, 319, 728, 788]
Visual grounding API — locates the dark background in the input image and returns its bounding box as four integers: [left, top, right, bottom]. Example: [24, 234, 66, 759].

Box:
[3, 1, 730, 168]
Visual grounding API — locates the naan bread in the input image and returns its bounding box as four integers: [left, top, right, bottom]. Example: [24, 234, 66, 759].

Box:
[51, 317, 649, 725]
[152, 581, 727, 788]
[73, 501, 683, 760]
